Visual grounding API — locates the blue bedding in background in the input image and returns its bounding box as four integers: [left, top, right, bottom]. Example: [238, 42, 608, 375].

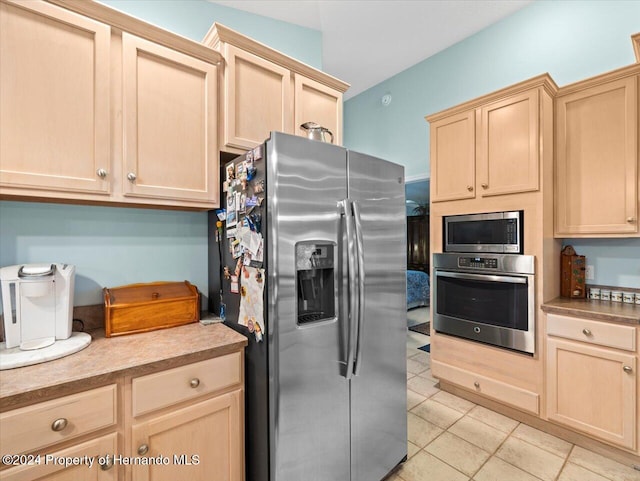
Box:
[407, 270, 430, 309]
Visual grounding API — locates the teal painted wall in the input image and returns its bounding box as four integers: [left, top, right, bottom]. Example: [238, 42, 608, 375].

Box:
[0, 202, 208, 306]
[565, 240, 640, 289]
[0, 2, 322, 308]
[99, 0, 322, 69]
[344, 0, 640, 288]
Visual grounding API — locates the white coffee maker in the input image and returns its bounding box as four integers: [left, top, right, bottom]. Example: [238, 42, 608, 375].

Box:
[0, 263, 75, 350]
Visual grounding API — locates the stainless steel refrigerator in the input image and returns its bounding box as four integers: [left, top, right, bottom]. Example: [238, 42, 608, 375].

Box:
[208, 132, 407, 481]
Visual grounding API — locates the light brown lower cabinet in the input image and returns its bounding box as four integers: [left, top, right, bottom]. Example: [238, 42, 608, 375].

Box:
[131, 390, 242, 481]
[431, 359, 540, 415]
[546, 337, 637, 450]
[129, 352, 244, 481]
[0, 350, 244, 481]
[0, 434, 118, 481]
[546, 312, 638, 452]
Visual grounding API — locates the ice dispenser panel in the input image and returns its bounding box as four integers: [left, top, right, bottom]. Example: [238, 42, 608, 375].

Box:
[296, 242, 336, 325]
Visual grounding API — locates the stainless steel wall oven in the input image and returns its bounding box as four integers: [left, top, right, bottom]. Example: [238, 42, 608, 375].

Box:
[433, 253, 535, 354]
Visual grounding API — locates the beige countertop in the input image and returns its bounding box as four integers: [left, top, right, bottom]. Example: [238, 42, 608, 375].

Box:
[542, 297, 640, 325]
[0, 322, 248, 410]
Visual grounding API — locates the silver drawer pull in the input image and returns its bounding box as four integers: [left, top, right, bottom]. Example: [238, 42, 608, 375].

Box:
[99, 456, 114, 471]
[623, 366, 633, 374]
[127, 172, 137, 182]
[51, 418, 68, 432]
[190, 378, 200, 388]
[96, 168, 107, 178]
[627, 217, 636, 223]
[473, 381, 480, 389]
[582, 328, 592, 336]
[138, 444, 149, 456]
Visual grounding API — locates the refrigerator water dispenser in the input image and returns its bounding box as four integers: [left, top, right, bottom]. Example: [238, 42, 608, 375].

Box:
[296, 242, 335, 324]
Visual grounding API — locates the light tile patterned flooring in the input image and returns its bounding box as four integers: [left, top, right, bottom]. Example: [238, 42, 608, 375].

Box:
[396, 308, 640, 481]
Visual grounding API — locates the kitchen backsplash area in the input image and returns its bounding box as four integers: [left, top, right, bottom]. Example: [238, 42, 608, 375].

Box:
[563, 239, 640, 290]
[0, 201, 209, 308]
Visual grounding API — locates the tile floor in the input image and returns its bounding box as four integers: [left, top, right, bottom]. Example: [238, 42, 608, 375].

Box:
[396, 307, 640, 481]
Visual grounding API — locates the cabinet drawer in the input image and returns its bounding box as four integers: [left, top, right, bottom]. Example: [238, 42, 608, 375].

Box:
[132, 351, 242, 417]
[547, 313, 636, 352]
[1, 433, 117, 481]
[431, 360, 539, 414]
[0, 385, 117, 457]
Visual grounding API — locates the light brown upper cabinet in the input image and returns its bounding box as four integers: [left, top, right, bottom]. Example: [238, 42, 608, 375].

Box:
[122, 33, 218, 204]
[0, 0, 222, 210]
[427, 76, 555, 203]
[293, 74, 343, 144]
[218, 44, 292, 151]
[0, 0, 111, 196]
[203, 23, 348, 154]
[478, 90, 540, 197]
[555, 65, 639, 236]
[429, 110, 476, 202]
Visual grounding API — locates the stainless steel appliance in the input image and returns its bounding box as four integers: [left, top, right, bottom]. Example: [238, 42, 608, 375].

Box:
[444, 210, 523, 253]
[0, 263, 75, 350]
[433, 253, 535, 354]
[208, 132, 407, 481]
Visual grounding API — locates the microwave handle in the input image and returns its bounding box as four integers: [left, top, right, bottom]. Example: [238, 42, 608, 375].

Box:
[436, 270, 527, 284]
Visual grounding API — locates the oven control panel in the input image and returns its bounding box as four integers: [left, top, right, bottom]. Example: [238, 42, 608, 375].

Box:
[458, 257, 498, 269]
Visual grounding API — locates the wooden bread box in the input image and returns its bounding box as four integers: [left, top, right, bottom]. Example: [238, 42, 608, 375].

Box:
[104, 281, 199, 337]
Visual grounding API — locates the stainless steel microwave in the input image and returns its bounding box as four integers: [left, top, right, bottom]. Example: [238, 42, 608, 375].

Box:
[444, 211, 523, 254]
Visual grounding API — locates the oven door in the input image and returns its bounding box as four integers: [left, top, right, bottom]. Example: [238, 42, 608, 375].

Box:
[433, 269, 535, 354]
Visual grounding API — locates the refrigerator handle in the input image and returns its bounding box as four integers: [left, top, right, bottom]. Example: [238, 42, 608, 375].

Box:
[352, 200, 365, 376]
[340, 199, 358, 380]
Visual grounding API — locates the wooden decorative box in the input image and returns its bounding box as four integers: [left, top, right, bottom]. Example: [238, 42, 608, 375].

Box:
[560, 245, 586, 298]
[104, 281, 199, 337]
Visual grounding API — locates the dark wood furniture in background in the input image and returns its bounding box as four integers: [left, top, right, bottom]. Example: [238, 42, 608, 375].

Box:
[407, 215, 430, 272]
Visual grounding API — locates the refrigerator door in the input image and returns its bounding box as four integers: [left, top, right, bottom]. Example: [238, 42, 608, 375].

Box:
[266, 133, 351, 481]
[348, 151, 407, 481]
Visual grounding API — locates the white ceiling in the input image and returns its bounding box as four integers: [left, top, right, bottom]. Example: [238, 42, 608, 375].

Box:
[212, 0, 533, 99]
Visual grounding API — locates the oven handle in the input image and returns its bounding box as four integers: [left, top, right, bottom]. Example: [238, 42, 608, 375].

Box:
[435, 270, 528, 284]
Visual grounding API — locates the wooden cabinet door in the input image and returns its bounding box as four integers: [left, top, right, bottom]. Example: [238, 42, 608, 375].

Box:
[429, 110, 475, 202]
[223, 45, 291, 150]
[0, 433, 118, 481]
[555, 76, 638, 235]
[0, 0, 111, 195]
[477, 89, 539, 197]
[294, 74, 343, 145]
[122, 33, 218, 205]
[131, 390, 242, 481]
[547, 338, 636, 449]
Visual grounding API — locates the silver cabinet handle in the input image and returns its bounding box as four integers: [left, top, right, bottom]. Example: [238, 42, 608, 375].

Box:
[137, 444, 149, 455]
[51, 418, 68, 432]
[127, 172, 137, 182]
[100, 456, 114, 471]
[627, 217, 636, 223]
[96, 168, 107, 178]
[623, 366, 633, 374]
[481, 183, 488, 189]
[582, 328, 592, 336]
[467, 185, 473, 191]
[190, 378, 200, 388]
[474, 381, 480, 389]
